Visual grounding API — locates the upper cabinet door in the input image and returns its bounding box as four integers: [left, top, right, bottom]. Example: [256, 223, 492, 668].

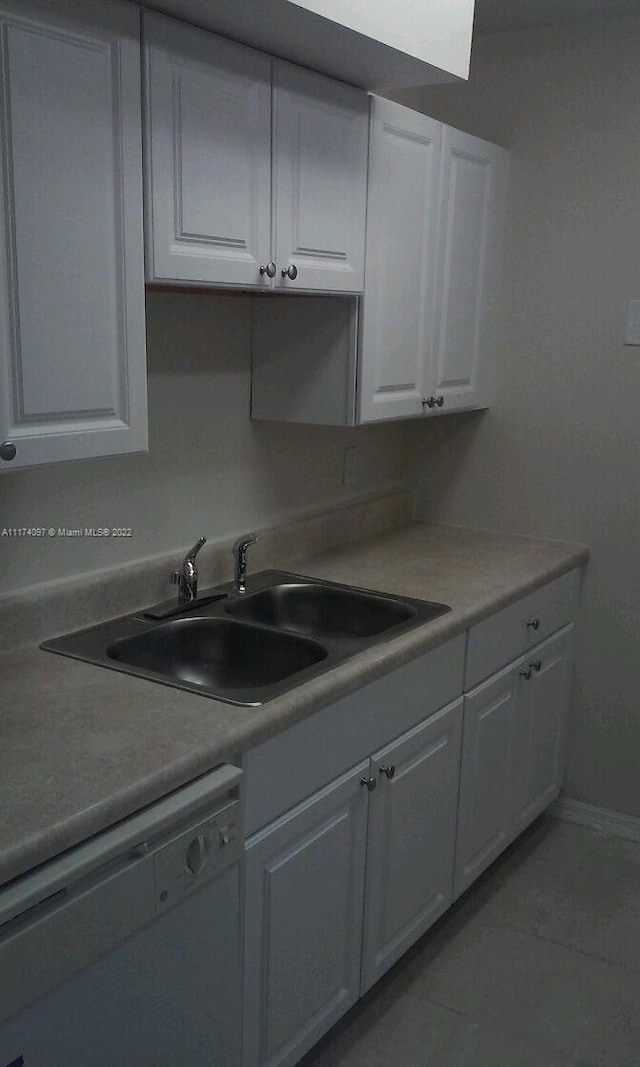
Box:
[144, 13, 272, 288]
[358, 98, 442, 423]
[272, 63, 368, 293]
[0, 0, 147, 470]
[431, 126, 509, 412]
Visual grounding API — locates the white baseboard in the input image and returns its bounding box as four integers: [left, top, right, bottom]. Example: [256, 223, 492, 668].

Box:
[550, 797, 640, 843]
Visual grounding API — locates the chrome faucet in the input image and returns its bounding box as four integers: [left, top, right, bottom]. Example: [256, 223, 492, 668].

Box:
[171, 536, 206, 603]
[233, 534, 256, 593]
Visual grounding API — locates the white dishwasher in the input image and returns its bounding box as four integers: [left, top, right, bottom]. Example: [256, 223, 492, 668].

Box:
[0, 764, 243, 1067]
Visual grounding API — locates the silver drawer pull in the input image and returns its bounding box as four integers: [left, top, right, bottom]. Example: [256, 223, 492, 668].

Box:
[526, 618, 540, 630]
[361, 776, 377, 792]
[380, 764, 395, 780]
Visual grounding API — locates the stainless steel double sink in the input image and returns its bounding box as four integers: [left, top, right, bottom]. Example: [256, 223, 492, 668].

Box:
[42, 571, 450, 707]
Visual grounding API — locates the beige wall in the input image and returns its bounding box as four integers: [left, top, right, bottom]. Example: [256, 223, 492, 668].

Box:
[0, 291, 407, 595]
[390, 15, 640, 818]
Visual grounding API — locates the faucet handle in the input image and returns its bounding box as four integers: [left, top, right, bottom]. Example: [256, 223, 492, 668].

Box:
[232, 533, 257, 555]
[233, 533, 256, 550]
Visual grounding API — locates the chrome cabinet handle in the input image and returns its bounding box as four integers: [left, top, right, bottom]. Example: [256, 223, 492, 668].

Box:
[530, 660, 542, 672]
[435, 396, 444, 408]
[0, 440, 16, 461]
[259, 261, 276, 278]
[519, 667, 532, 680]
[380, 764, 395, 780]
[526, 618, 540, 630]
[281, 263, 298, 280]
[422, 397, 436, 409]
[361, 776, 377, 792]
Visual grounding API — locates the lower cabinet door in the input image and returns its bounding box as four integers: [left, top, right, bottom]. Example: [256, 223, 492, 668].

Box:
[243, 762, 369, 1067]
[514, 625, 574, 831]
[361, 698, 463, 993]
[454, 664, 520, 899]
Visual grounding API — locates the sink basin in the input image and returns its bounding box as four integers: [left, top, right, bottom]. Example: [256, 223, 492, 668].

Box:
[107, 617, 327, 696]
[225, 582, 418, 639]
[42, 569, 450, 706]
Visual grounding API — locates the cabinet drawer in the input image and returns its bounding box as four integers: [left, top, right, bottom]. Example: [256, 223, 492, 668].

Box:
[245, 634, 465, 837]
[465, 569, 581, 688]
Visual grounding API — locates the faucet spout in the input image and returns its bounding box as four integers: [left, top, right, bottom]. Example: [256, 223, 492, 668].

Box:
[233, 534, 257, 593]
[171, 536, 207, 603]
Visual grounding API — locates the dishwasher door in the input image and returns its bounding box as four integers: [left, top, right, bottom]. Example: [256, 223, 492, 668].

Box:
[0, 765, 243, 1067]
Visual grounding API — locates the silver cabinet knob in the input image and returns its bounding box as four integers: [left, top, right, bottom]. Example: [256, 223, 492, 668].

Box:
[422, 397, 436, 410]
[530, 660, 542, 672]
[361, 776, 377, 792]
[526, 618, 540, 630]
[259, 261, 276, 278]
[380, 764, 395, 780]
[435, 396, 444, 408]
[281, 263, 298, 280]
[0, 440, 16, 461]
[519, 667, 532, 681]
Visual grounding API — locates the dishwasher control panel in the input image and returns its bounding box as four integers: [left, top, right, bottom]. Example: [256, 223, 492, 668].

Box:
[153, 797, 241, 912]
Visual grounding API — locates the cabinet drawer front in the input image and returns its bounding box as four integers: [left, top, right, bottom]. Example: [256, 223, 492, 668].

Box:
[245, 634, 465, 836]
[465, 568, 581, 688]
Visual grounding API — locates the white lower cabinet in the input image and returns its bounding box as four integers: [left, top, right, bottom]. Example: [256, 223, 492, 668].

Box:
[243, 697, 464, 1067]
[513, 626, 574, 831]
[454, 625, 574, 898]
[243, 763, 369, 1067]
[361, 699, 463, 992]
[242, 572, 581, 1067]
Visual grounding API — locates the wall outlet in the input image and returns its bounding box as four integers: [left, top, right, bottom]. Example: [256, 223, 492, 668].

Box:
[624, 300, 640, 346]
[342, 446, 357, 486]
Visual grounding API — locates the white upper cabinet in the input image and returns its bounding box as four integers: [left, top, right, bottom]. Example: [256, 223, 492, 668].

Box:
[0, 0, 147, 470]
[272, 63, 368, 293]
[250, 98, 509, 427]
[358, 98, 442, 422]
[358, 105, 509, 421]
[144, 13, 369, 294]
[144, 14, 272, 288]
[431, 126, 508, 412]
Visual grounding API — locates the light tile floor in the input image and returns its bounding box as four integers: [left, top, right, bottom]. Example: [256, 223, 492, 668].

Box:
[299, 816, 640, 1067]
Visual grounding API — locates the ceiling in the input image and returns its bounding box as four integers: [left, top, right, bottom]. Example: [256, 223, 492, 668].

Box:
[473, 0, 640, 34]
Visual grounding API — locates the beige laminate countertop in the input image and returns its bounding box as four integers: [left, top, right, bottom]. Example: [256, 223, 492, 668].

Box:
[0, 522, 588, 888]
